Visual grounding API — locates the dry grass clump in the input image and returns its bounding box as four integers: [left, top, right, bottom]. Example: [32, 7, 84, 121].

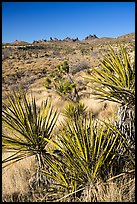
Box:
[2, 169, 135, 202]
[2, 155, 35, 201]
[81, 175, 135, 202]
[70, 60, 91, 74]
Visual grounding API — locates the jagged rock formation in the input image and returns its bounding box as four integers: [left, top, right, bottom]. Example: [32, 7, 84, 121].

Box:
[33, 39, 47, 44]
[54, 38, 59, 41]
[63, 37, 79, 42]
[84, 34, 98, 40]
[50, 37, 60, 42]
[24, 35, 97, 44]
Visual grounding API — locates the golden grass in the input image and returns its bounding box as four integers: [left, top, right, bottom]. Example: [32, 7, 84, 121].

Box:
[2, 162, 135, 202]
[2, 154, 35, 198]
[81, 176, 135, 202]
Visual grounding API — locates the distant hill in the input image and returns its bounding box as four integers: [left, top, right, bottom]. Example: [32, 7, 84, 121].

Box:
[116, 32, 135, 40]
[10, 40, 29, 45]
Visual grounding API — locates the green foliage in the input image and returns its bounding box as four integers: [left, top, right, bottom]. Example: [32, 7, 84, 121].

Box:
[85, 44, 135, 172]
[44, 77, 52, 89]
[80, 47, 93, 55]
[39, 45, 135, 199]
[45, 60, 80, 102]
[63, 102, 87, 120]
[41, 114, 126, 195]
[56, 80, 74, 95]
[55, 79, 80, 102]
[55, 60, 69, 74]
[85, 45, 135, 108]
[64, 48, 74, 55]
[2, 88, 58, 168]
[62, 60, 69, 73]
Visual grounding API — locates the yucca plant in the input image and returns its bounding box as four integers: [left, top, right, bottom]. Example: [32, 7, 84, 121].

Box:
[85, 44, 135, 171]
[41, 113, 126, 200]
[63, 102, 87, 120]
[2, 88, 58, 187]
[85, 44, 135, 107]
[56, 80, 73, 94]
[50, 60, 80, 103]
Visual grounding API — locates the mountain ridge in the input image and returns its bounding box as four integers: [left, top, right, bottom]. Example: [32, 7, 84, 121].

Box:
[2, 32, 135, 45]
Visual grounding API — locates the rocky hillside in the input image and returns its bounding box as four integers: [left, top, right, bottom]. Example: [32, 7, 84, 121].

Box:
[2, 32, 135, 119]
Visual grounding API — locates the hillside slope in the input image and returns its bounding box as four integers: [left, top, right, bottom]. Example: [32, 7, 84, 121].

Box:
[2, 32, 135, 119]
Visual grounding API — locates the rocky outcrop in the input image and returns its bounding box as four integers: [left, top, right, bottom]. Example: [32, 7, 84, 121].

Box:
[32, 35, 99, 44]
[33, 39, 47, 44]
[84, 34, 98, 40]
[63, 37, 79, 42]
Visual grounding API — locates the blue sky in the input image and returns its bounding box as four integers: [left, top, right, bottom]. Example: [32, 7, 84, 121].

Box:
[2, 2, 135, 43]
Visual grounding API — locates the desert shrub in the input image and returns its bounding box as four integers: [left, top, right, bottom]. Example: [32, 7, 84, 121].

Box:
[85, 44, 135, 171]
[55, 80, 76, 101]
[63, 102, 87, 120]
[70, 61, 90, 74]
[44, 77, 52, 89]
[80, 47, 93, 55]
[64, 48, 74, 54]
[2, 48, 11, 60]
[45, 60, 80, 102]
[40, 111, 128, 200]
[2, 88, 58, 188]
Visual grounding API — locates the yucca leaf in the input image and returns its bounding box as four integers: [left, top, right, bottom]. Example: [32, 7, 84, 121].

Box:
[85, 45, 134, 106]
[2, 151, 32, 168]
[2, 88, 58, 168]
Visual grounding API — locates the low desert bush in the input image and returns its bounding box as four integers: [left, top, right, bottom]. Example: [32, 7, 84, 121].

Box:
[81, 173, 135, 202]
[70, 61, 90, 74]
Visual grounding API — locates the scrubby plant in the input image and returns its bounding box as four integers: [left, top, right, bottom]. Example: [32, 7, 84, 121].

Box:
[63, 102, 87, 120]
[44, 77, 52, 89]
[85, 44, 135, 106]
[40, 112, 128, 200]
[80, 46, 93, 55]
[54, 60, 69, 75]
[2, 87, 58, 187]
[55, 80, 74, 95]
[70, 61, 90, 74]
[85, 44, 135, 171]
[45, 60, 80, 102]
